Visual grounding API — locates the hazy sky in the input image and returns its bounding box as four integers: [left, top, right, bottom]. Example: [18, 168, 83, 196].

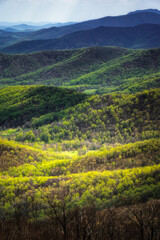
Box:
[0, 0, 160, 23]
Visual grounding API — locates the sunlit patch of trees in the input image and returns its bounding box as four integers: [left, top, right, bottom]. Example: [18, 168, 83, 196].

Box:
[29, 89, 160, 146]
[0, 85, 160, 238]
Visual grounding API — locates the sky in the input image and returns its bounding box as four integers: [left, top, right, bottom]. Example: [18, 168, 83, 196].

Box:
[0, 0, 160, 24]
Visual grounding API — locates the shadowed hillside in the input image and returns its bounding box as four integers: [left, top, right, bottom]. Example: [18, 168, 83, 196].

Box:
[0, 86, 86, 127]
[1, 47, 160, 94]
[0, 47, 129, 78]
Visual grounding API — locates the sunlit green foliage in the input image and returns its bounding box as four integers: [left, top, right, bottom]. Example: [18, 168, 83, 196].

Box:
[0, 135, 160, 219]
[1, 47, 160, 94]
[1, 88, 159, 148]
[0, 138, 45, 171]
[67, 139, 160, 173]
[1, 163, 160, 219]
[1, 138, 159, 177]
[31, 89, 160, 145]
[0, 84, 160, 221]
[0, 85, 86, 127]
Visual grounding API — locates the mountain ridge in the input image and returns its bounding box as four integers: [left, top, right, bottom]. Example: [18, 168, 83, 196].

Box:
[128, 9, 160, 15]
[1, 46, 160, 95]
[25, 12, 160, 41]
[3, 23, 160, 53]
[1, 11, 160, 50]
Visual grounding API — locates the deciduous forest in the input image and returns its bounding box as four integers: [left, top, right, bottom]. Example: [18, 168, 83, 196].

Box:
[0, 45, 160, 240]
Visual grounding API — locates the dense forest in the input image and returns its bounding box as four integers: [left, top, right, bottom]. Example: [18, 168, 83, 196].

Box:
[1, 47, 160, 95]
[0, 46, 160, 239]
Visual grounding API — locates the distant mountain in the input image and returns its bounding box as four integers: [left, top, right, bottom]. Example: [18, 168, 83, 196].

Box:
[10, 24, 43, 32]
[0, 22, 76, 32]
[0, 22, 77, 48]
[4, 27, 18, 32]
[0, 30, 32, 48]
[0, 22, 20, 28]
[26, 12, 160, 41]
[0, 36, 16, 48]
[50, 22, 76, 27]
[1, 11, 160, 50]
[128, 9, 160, 15]
[3, 23, 160, 53]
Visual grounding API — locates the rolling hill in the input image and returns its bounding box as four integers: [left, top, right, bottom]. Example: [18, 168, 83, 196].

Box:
[0, 86, 160, 232]
[0, 79, 160, 239]
[0, 86, 159, 146]
[0, 49, 76, 78]
[0, 29, 31, 48]
[0, 86, 86, 127]
[1, 8, 160, 240]
[1, 46, 160, 94]
[0, 46, 129, 77]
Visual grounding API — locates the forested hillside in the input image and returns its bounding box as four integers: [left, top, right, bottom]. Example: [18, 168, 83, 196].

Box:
[1, 47, 160, 95]
[0, 87, 159, 145]
[1, 136, 160, 215]
[0, 86, 86, 127]
[0, 47, 128, 79]
[0, 87, 160, 239]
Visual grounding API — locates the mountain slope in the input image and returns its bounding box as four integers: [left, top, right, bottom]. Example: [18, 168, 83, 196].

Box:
[0, 29, 32, 48]
[0, 49, 76, 78]
[0, 87, 159, 146]
[1, 11, 160, 50]
[0, 46, 130, 86]
[0, 87, 160, 221]
[25, 12, 160, 41]
[0, 138, 46, 171]
[66, 48, 160, 89]
[128, 9, 160, 15]
[3, 23, 160, 53]
[30, 88, 160, 144]
[1, 47, 160, 94]
[0, 86, 86, 127]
